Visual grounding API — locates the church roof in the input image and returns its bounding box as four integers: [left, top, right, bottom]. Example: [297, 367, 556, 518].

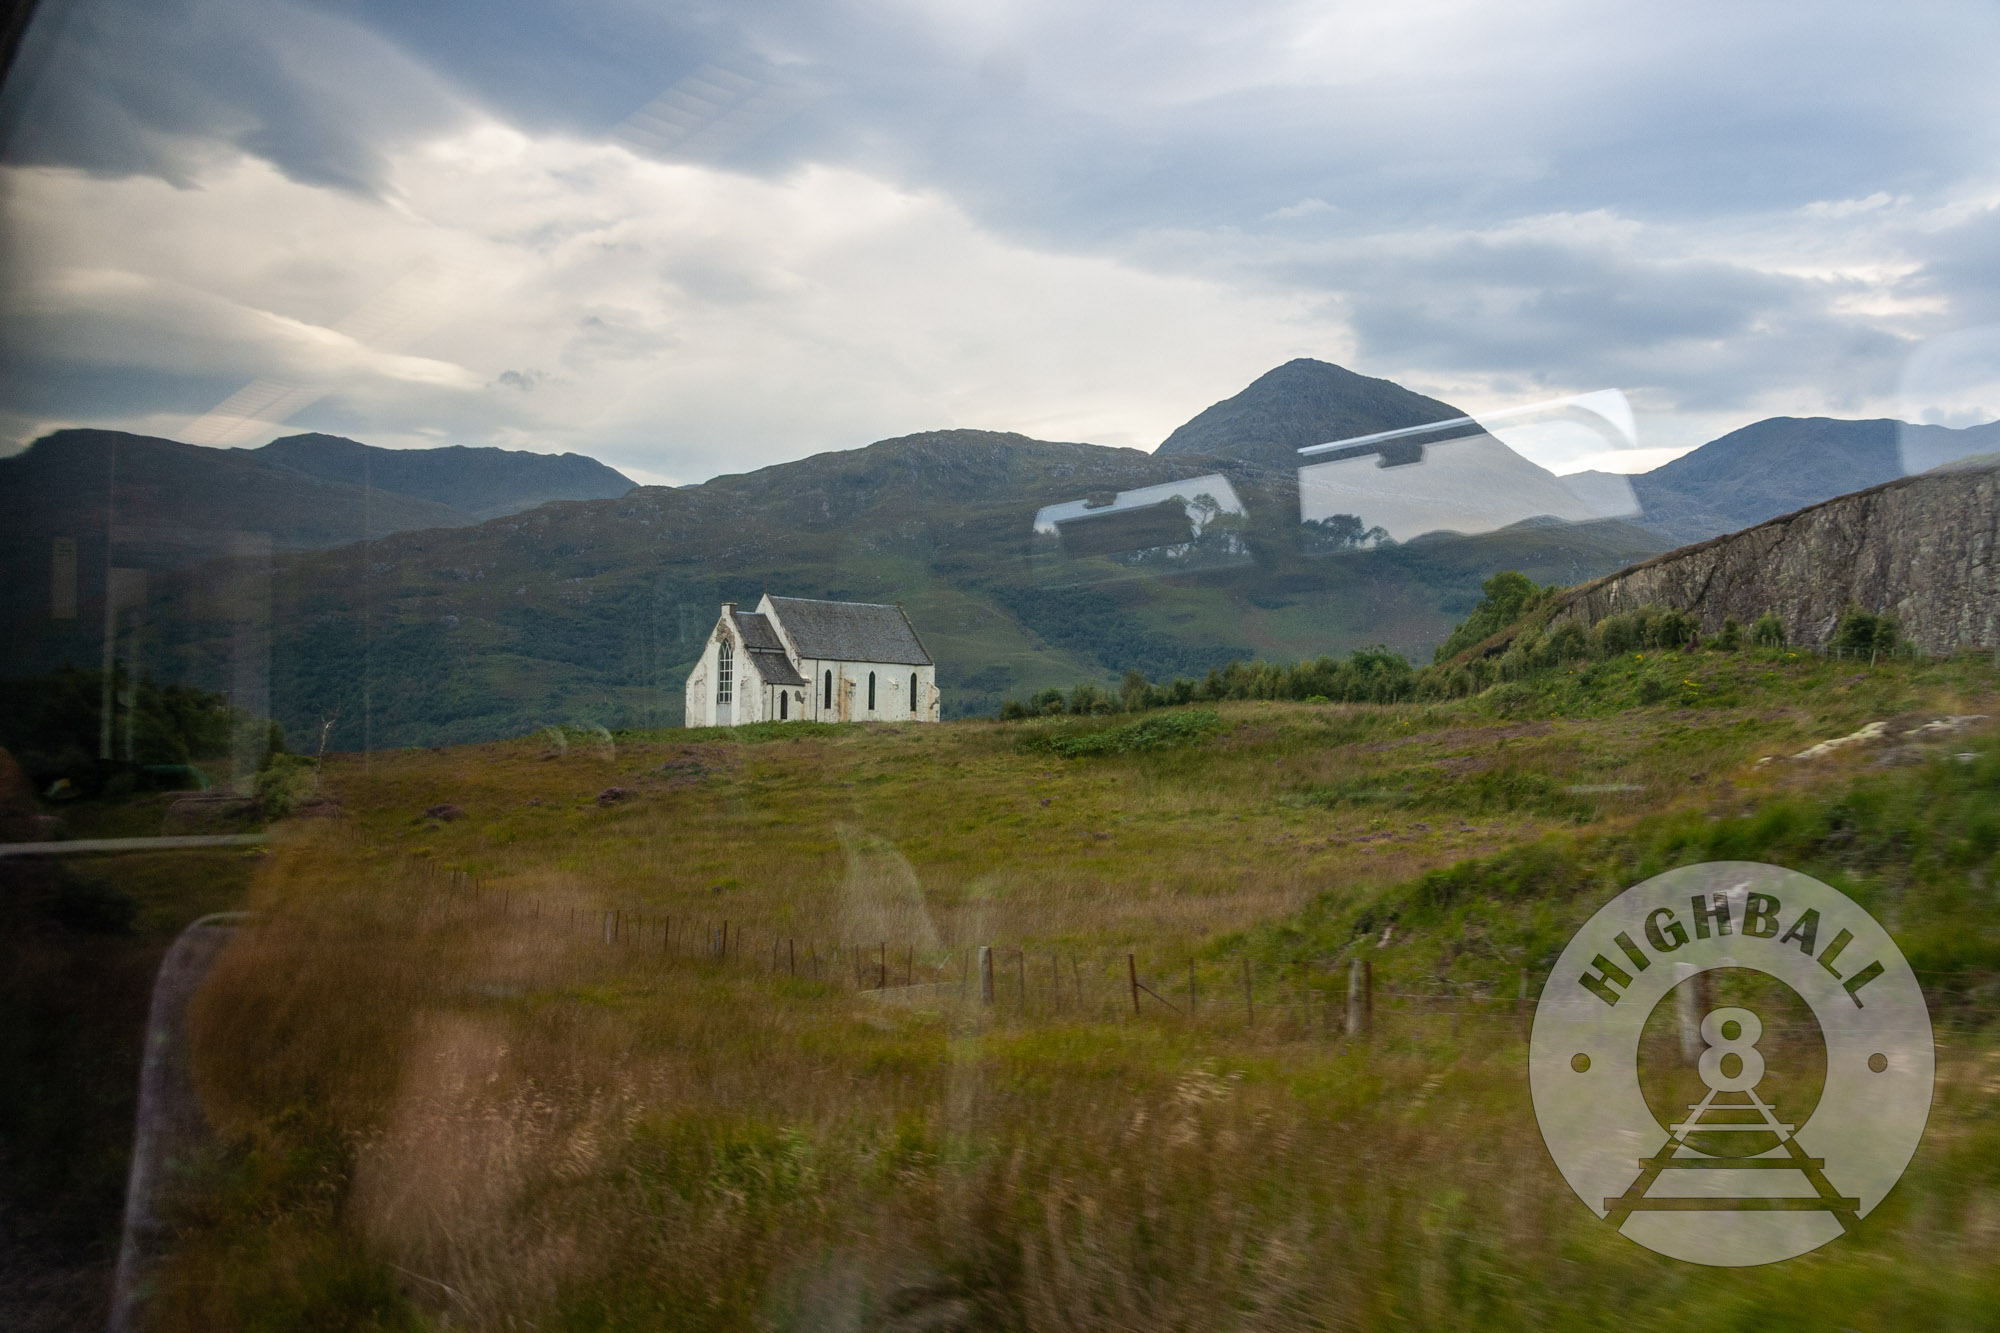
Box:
[767, 596, 932, 665]
[727, 610, 807, 686]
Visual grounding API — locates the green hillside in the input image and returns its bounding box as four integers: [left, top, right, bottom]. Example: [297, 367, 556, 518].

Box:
[131, 644, 2000, 1330]
[128, 426, 1663, 747]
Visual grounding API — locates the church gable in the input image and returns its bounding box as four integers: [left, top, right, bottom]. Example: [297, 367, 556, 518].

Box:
[728, 609, 806, 686]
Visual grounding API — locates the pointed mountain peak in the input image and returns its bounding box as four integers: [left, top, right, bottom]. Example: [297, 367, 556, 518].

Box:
[1157, 359, 1467, 470]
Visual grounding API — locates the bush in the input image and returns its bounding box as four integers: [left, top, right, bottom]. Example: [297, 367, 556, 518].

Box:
[1834, 604, 1899, 656]
[1433, 571, 1551, 662]
[1596, 613, 1641, 655]
[1751, 613, 1786, 647]
[1066, 683, 1119, 715]
[1545, 621, 1590, 662]
[1715, 618, 1742, 651]
[1650, 609, 1697, 650]
[255, 753, 319, 817]
[1021, 709, 1226, 759]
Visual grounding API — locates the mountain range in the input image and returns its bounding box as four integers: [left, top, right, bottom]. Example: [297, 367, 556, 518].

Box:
[6, 359, 1996, 745]
[2, 428, 634, 558]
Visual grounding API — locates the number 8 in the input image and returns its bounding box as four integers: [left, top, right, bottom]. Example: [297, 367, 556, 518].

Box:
[1697, 1006, 1765, 1092]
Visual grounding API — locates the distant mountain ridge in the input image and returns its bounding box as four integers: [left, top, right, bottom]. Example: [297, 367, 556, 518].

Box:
[1619, 416, 2000, 544]
[1168, 367, 2000, 546]
[10, 358, 1998, 748]
[0, 429, 471, 560]
[254, 433, 633, 521]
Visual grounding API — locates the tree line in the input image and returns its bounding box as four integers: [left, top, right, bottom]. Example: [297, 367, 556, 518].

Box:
[998, 571, 1902, 719]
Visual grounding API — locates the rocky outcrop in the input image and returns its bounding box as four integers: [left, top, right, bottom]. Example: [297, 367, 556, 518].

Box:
[1538, 461, 1999, 654]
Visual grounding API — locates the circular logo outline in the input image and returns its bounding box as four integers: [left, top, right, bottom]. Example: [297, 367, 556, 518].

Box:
[1529, 861, 1934, 1267]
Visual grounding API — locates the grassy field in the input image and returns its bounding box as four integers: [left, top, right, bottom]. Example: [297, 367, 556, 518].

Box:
[146, 646, 2000, 1330]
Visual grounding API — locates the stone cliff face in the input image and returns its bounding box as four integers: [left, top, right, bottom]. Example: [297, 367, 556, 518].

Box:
[1539, 461, 1999, 654]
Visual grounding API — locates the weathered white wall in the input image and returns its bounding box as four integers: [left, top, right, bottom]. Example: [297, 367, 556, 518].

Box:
[800, 659, 939, 723]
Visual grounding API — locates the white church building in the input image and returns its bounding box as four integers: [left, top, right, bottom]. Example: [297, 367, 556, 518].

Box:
[684, 594, 941, 727]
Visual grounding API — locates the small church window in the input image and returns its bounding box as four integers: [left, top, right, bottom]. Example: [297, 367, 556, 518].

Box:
[716, 641, 732, 704]
[824, 670, 832, 710]
[780, 690, 787, 720]
[911, 673, 918, 714]
[868, 671, 876, 710]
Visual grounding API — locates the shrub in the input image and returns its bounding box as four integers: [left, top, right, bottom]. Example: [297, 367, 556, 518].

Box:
[1021, 709, 1226, 759]
[1545, 621, 1589, 662]
[1650, 609, 1697, 650]
[1833, 604, 1899, 656]
[1596, 613, 1641, 655]
[1715, 618, 1743, 651]
[1432, 570, 1550, 662]
[1067, 683, 1118, 715]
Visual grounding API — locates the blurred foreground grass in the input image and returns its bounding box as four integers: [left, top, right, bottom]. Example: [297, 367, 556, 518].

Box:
[157, 648, 2000, 1330]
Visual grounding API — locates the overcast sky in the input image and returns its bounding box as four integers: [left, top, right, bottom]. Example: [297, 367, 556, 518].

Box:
[4, 0, 1999, 485]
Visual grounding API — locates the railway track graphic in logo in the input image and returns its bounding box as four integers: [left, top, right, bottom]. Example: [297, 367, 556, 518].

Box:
[1529, 862, 1934, 1266]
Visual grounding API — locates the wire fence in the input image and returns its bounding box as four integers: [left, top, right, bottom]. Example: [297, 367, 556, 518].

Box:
[388, 862, 2000, 1039]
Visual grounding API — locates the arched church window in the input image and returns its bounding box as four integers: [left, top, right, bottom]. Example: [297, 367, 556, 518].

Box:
[911, 673, 918, 714]
[824, 670, 832, 710]
[716, 641, 732, 704]
[868, 671, 876, 710]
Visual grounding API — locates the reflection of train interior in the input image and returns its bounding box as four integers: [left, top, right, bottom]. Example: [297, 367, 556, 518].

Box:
[1033, 475, 1246, 561]
[1297, 391, 1642, 547]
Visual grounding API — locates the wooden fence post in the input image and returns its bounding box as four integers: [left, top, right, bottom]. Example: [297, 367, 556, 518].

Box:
[1128, 954, 1141, 1016]
[1189, 959, 1198, 1017]
[879, 942, 887, 991]
[1243, 957, 1253, 1028]
[1346, 956, 1366, 1038]
[790, 938, 796, 976]
[979, 946, 994, 1006]
[1365, 959, 1374, 1035]
[603, 910, 615, 945]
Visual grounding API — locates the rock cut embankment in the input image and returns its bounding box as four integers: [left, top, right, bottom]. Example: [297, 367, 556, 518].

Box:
[1536, 461, 1999, 654]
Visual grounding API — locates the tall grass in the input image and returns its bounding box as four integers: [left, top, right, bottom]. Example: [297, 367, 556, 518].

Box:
[154, 654, 2000, 1330]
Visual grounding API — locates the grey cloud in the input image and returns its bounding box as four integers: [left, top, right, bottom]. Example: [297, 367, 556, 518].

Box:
[2, 0, 468, 193]
[1903, 204, 2000, 326]
[7, 0, 2000, 457]
[1329, 237, 1913, 412]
